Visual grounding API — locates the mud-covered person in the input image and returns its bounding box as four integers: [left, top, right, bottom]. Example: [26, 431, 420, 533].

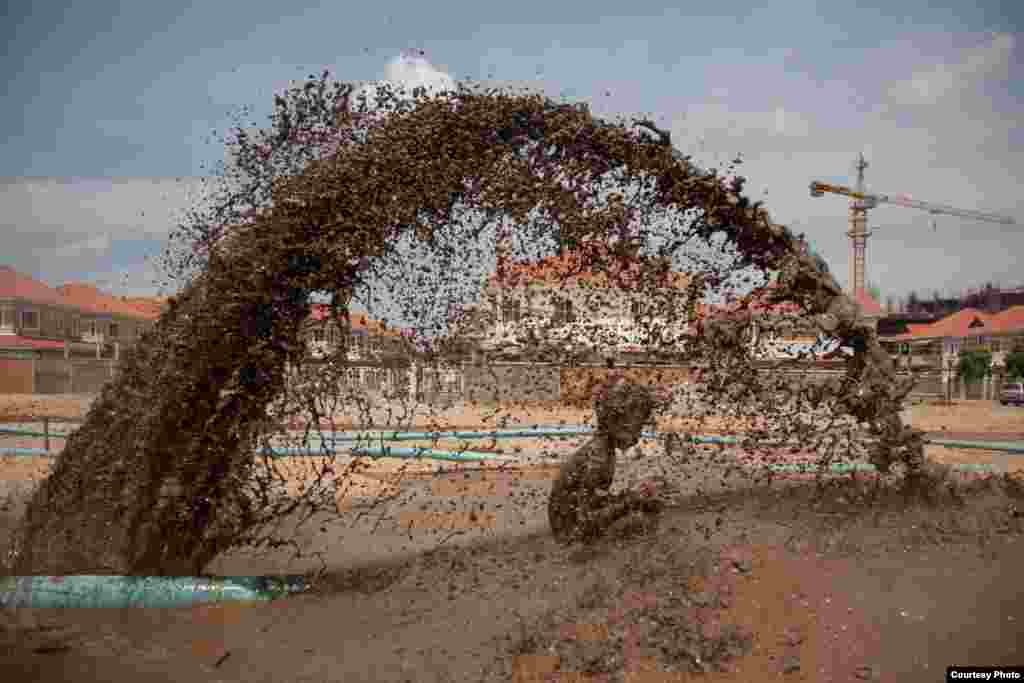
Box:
[548, 374, 671, 545]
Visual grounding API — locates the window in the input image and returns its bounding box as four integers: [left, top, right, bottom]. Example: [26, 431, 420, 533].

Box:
[0, 306, 13, 330]
[72, 317, 81, 339]
[108, 323, 120, 339]
[502, 300, 521, 324]
[631, 300, 642, 319]
[85, 320, 101, 338]
[21, 309, 39, 330]
[554, 298, 575, 324]
[441, 367, 462, 393]
[55, 314, 64, 333]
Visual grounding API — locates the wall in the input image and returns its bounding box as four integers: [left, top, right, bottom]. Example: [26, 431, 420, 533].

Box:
[28, 357, 117, 395]
[559, 365, 695, 406]
[0, 354, 33, 393]
[487, 280, 691, 328]
[419, 361, 949, 406]
[0, 300, 148, 347]
[463, 362, 561, 403]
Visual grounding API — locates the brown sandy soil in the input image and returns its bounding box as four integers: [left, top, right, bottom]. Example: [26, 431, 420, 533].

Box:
[3, 394, 1023, 434]
[2, 396, 1024, 681]
[2, 475, 1023, 683]
[0, 395, 97, 421]
[902, 400, 1024, 433]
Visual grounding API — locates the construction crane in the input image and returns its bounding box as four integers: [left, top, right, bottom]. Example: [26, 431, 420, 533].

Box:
[809, 153, 1017, 298]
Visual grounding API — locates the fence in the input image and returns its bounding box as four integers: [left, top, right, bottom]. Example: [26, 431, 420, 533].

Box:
[0, 352, 120, 395]
[0, 349, 974, 404]
[409, 362, 952, 406]
[34, 357, 119, 395]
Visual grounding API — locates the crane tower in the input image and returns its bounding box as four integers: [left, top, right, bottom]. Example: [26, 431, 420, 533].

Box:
[848, 153, 871, 298]
[810, 156, 1016, 298]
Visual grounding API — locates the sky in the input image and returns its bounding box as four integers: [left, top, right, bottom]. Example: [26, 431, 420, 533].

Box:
[3, 0, 1022, 322]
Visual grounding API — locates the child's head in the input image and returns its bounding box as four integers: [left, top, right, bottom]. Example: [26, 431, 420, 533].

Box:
[593, 375, 665, 449]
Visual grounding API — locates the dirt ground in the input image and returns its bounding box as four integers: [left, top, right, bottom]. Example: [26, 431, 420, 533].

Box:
[2, 395, 1024, 681]
[4, 392, 1024, 433]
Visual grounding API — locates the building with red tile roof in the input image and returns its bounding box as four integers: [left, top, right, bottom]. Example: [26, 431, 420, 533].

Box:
[487, 240, 691, 290]
[878, 305, 1024, 370]
[1, 265, 161, 354]
[55, 283, 163, 319]
[0, 265, 66, 308]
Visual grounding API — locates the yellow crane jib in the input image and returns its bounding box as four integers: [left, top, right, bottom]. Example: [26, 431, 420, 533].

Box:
[809, 181, 1015, 225]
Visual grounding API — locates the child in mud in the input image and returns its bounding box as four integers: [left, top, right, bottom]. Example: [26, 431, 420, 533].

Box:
[548, 375, 669, 545]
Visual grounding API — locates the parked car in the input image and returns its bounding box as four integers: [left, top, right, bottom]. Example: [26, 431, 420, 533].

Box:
[1000, 381, 1024, 406]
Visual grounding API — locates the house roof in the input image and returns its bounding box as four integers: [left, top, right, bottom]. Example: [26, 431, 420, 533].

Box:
[854, 290, 884, 317]
[307, 304, 403, 337]
[55, 283, 160, 320]
[120, 296, 167, 319]
[983, 305, 1024, 335]
[0, 335, 67, 350]
[487, 241, 691, 290]
[0, 266, 66, 307]
[0, 266, 163, 321]
[880, 305, 1024, 341]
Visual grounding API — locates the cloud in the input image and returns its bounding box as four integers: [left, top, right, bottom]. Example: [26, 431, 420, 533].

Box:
[881, 32, 1015, 110]
[355, 50, 457, 111]
[51, 232, 112, 260]
[1, 176, 207, 291]
[663, 31, 1022, 298]
[384, 50, 457, 93]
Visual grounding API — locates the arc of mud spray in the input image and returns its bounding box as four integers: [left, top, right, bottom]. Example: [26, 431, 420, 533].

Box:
[0, 93, 976, 576]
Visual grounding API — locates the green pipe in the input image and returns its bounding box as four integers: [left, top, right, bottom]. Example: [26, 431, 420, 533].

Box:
[7, 423, 1022, 455]
[0, 427, 71, 439]
[0, 445, 516, 463]
[0, 575, 306, 609]
[335, 445, 515, 462]
[926, 439, 1024, 454]
[764, 462, 995, 474]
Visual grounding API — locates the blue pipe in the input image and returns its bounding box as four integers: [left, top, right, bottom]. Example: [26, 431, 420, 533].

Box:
[8, 422, 1021, 454]
[0, 445, 516, 463]
[0, 575, 306, 609]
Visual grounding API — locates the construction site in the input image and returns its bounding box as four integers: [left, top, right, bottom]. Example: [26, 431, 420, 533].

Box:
[2, 85, 1023, 683]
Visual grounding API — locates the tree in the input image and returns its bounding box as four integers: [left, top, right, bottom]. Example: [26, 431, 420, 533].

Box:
[1005, 349, 1024, 381]
[957, 349, 992, 384]
[5, 74, 929, 576]
[906, 290, 920, 313]
[867, 280, 882, 304]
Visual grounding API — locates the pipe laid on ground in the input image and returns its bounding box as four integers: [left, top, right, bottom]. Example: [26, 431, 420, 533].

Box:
[764, 462, 994, 473]
[0, 445, 516, 463]
[0, 445, 998, 474]
[271, 428, 1024, 455]
[0, 427, 72, 439]
[4, 434, 1024, 460]
[0, 575, 306, 609]
[295, 445, 515, 462]
[6, 423, 1024, 454]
